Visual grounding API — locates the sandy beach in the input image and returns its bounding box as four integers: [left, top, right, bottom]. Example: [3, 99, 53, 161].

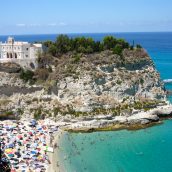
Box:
[47, 129, 65, 172]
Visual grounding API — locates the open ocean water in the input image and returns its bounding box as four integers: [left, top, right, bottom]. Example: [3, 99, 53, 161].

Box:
[1, 32, 172, 172]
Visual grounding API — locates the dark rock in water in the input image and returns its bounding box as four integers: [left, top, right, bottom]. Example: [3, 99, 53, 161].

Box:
[158, 113, 172, 117]
[0, 62, 21, 73]
[167, 90, 172, 95]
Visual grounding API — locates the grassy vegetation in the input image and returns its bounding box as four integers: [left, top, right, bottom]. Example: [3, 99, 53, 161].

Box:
[48, 99, 166, 118]
[26, 98, 166, 120]
[33, 107, 43, 120]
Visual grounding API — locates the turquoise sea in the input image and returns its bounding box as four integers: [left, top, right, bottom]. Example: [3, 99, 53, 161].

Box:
[58, 120, 172, 172]
[56, 33, 172, 172]
[1, 32, 172, 172]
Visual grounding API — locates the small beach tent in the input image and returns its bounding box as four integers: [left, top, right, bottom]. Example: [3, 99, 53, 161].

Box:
[42, 146, 54, 153]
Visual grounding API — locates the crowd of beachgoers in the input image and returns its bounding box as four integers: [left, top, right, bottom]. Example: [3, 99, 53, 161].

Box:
[0, 119, 59, 172]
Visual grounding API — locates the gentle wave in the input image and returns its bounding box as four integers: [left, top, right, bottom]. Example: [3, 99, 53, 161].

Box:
[163, 79, 172, 83]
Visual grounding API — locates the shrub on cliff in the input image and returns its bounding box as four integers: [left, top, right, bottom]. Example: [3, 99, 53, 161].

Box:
[34, 68, 49, 81]
[43, 40, 53, 48]
[103, 36, 117, 50]
[20, 69, 34, 83]
[72, 54, 81, 63]
[34, 108, 42, 120]
[48, 44, 57, 56]
[103, 36, 129, 51]
[113, 44, 123, 55]
[37, 53, 53, 68]
[56, 34, 71, 54]
[117, 38, 129, 49]
[136, 44, 142, 49]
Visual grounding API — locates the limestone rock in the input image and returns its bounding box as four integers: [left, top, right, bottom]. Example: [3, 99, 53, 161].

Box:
[0, 62, 21, 73]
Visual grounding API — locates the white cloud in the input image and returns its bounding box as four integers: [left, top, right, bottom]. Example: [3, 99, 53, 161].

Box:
[29, 24, 41, 27]
[59, 22, 67, 26]
[47, 22, 68, 27]
[16, 24, 26, 27]
[16, 23, 41, 27]
[48, 23, 57, 26]
[16, 22, 68, 28]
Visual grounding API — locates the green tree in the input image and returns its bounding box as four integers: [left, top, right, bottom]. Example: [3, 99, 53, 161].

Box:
[86, 38, 95, 48]
[48, 44, 57, 56]
[72, 37, 95, 53]
[113, 44, 123, 55]
[136, 44, 142, 49]
[117, 39, 129, 49]
[87, 46, 94, 53]
[74, 37, 87, 51]
[92, 41, 102, 52]
[43, 40, 53, 48]
[103, 36, 117, 50]
[20, 69, 34, 82]
[56, 34, 71, 54]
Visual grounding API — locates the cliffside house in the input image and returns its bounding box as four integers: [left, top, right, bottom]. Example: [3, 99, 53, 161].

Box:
[0, 37, 42, 69]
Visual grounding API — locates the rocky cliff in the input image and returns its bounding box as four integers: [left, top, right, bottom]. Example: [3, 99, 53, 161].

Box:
[0, 48, 167, 122]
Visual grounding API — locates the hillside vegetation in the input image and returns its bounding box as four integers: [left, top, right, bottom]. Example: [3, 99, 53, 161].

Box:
[22, 35, 145, 82]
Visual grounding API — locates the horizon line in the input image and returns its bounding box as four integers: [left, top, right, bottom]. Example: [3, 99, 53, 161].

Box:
[0, 31, 172, 37]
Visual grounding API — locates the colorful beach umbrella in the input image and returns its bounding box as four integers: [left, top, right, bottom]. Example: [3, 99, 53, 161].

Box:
[17, 135, 23, 139]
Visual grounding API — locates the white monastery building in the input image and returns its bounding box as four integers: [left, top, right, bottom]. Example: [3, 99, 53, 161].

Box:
[0, 37, 42, 69]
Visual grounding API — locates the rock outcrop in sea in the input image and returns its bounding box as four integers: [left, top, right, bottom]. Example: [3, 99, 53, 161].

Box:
[0, 48, 171, 129]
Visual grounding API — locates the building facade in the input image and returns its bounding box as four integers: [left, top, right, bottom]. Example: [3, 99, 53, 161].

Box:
[0, 37, 42, 69]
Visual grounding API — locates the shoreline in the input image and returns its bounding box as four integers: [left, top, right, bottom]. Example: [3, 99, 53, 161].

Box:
[48, 118, 172, 172]
[66, 121, 163, 133]
[48, 115, 172, 172]
[47, 128, 65, 172]
[62, 105, 172, 133]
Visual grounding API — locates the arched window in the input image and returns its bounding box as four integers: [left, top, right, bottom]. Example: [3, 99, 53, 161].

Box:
[15, 53, 17, 58]
[10, 53, 12, 58]
[7, 53, 9, 58]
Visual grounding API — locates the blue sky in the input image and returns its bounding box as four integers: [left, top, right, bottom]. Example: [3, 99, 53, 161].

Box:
[0, 0, 172, 35]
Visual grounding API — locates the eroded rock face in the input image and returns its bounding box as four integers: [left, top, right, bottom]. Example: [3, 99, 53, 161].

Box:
[0, 49, 167, 118]
[52, 64, 166, 112]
